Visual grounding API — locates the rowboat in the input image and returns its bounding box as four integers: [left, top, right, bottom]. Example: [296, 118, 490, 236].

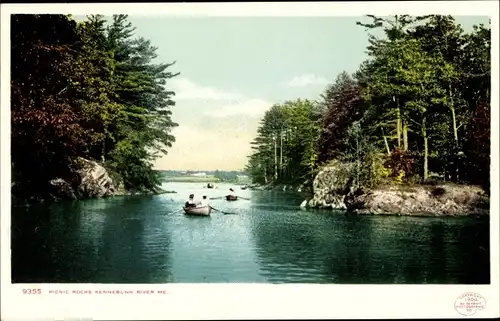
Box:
[183, 205, 211, 216]
[240, 185, 248, 190]
[226, 195, 238, 201]
[207, 183, 214, 189]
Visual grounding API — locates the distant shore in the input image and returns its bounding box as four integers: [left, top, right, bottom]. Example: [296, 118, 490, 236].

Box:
[162, 176, 220, 183]
[162, 176, 249, 185]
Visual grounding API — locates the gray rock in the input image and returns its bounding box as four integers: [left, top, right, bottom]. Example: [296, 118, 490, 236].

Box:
[75, 158, 119, 198]
[308, 160, 354, 209]
[49, 178, 77, 200]
[346, 184, 488, 216]
[307, 159, 488, 216]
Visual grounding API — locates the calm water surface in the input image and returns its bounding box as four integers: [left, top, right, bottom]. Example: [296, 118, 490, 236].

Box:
[11, 182, 490, 284]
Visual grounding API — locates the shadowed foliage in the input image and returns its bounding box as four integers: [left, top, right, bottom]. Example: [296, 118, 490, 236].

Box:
[11, 14, 179, 200]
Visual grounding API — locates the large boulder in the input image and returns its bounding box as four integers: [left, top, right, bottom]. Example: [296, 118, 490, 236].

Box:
[306, 160, 354, 209]
[75, 158, 120, 198]
[47, 158, 124, 200]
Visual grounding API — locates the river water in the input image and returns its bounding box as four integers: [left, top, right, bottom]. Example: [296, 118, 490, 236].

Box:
[11, 182, 490, 284]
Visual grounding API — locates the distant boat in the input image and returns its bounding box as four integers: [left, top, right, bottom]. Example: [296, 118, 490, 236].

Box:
[183, 205, 211, 216]
[226, 195, 238, 201]
[207, 183, 214, 189]
[240, 185, 248, 190]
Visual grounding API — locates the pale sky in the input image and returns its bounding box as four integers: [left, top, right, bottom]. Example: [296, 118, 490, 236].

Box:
[89, 15, 490, 171]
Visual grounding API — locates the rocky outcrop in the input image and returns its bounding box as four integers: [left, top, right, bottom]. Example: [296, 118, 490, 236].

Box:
[46, 158, 178, 201]
[303, 160, 489, 216]
[48, 158, 123, 200]
[306, 160, 354, 209]
[49, 178, 77, 200]
[75, 158, 123, 198]
[345, 184, 489, 216]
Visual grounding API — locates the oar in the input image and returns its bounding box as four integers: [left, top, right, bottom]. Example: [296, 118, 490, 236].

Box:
[210, 196, 225, 200]
[210, 206, 237, 215]
[237, 196, 250, 200]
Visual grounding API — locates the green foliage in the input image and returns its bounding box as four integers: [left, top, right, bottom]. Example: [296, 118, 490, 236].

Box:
[99, 15, 179, 191]
[11, 14, 179, 199]
[334, 15, 490, 187]
[246, 99, 319, 185]
[342, 121, 391, 188]
[247, 14, 490, 190]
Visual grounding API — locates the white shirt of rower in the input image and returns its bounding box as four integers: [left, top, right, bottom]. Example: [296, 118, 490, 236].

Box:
[199, 197, 210, 207]
[229, 190, 235, 197]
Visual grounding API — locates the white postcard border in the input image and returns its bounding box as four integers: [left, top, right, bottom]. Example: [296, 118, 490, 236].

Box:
[1, 1, 499, 320]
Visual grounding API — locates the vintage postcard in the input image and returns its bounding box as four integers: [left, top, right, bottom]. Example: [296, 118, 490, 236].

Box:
[1, 1, 499, 320]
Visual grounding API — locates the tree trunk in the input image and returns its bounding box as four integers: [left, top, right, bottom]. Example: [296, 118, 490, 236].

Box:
[450, 84, 458, 143]
[101, 125, 107, 162]
[422, 117, 428, 180]
[101, 141, 106, 162]
[274, 137, 278, 181]
[403, 120, 408, 151]
[449, 84, 460, 181]
[356, 135, 360, 188]
[381, 128, 391, 155]
[280, 132, 283, 179]
[396, 105, 401, 149]
[451, 107, 458, 143]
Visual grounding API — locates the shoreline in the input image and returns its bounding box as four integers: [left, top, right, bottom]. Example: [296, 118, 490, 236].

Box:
[249, 182, 490, 218]
[303, 182, 489, 218]
[304, 206, 488, 218]
[12, 180, 489, 219]
[11, 188, 177, 207]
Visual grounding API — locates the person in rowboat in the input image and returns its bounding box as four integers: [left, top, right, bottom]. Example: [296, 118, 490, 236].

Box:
[198, 195, 209, 207]
[229, 188, 236, 197]
[185, 194, 196, 208]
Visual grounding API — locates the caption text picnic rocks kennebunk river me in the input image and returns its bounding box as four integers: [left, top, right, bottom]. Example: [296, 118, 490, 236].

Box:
[22, 289, 169, 295]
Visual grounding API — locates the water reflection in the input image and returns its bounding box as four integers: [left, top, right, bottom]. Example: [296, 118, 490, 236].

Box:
[247, 191, 490, 284]
[247, 196, 379, 283]
[12, 195, 174, 283]
[12, 201, 87, 282]
[11, 183, 489, 284]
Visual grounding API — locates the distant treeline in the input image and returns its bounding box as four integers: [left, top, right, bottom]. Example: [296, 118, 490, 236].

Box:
[158, 170, 247, 176]
[11, 14, 179, 199]
[158, 170, 248, 183]
[246, 15, 490, 191]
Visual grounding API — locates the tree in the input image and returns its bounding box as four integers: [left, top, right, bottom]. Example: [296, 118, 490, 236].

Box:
[281, 99, 320, 183]
[102, 14, 179, 192]
[247, 99, 319, 185]
[462, 101, 490, 190]
[386, 38, 451, 180]
[460, 22, 491, 188]
[317, 72, 364, 163]
[11, 14, 181, 200]
[11, 14, 88, 198]
[408, 17, 491, 182]
[73, 15, 120, 162]
[357, 15, 420, 151]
